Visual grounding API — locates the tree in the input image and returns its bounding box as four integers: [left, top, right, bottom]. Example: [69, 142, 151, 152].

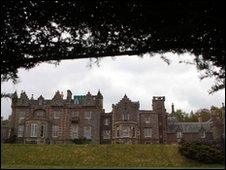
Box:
[1, 0, 225, 93]
[196, 109, 211, 122]
[187, 111, 199, 122]
[210, 106, 225, 120]
[173, 109, 189, 122]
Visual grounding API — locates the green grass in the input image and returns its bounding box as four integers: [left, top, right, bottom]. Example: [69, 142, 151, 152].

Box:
[1, 144, 224, 169]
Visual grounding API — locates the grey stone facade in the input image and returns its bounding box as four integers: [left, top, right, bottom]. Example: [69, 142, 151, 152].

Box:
[9, 90, 224, 144]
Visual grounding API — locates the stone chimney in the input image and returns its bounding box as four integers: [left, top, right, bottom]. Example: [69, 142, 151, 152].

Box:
[60, 91, 64, 98]
[171, 103, 175, 114]
[31, 94, 34, 100]
[67, 90, 72, 101]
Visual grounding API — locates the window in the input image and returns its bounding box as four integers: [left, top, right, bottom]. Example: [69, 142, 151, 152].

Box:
[122, 127, 130, 138]
[201, 131, 206, 138]
[18, 112, 25, 123]
[52, 125, 59, 137]
[84, 126, 91, 139]
[74, 99, 79, 104]
[18, 125, 24, 137]
[116, 127, 120, 138]
[36, 110, 44, 117]
[104, 118, 109, 125]
[72, 111, 79, 117]
[144, 128, 152, 138]
[31, 123, 38, 137]
[122, 112, 129, 121]
[177, 131, 182, 138]
[145, 117, 150, 124]
[85, 111, 92, 119]
[38, 99, 43, 105]
[103, 130, 110, 139]
[40, 125, 45, 137]
[131, 126, 136, 137]
[70, 125, 79, 139]
[54, 111, 60, 119]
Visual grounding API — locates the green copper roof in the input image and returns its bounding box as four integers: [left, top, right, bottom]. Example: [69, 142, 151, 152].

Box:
[74, 95, 85, 103]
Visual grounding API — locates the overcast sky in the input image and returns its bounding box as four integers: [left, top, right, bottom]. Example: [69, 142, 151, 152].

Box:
[1, 52, 225, 119]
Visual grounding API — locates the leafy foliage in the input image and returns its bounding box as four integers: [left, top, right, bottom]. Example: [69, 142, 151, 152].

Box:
[1, 0, 225, 93]
[179, 140, 224, 164]
[173, 105, 224, 122]
[71, 137, 91, 144]
[173, 109, 190, 122]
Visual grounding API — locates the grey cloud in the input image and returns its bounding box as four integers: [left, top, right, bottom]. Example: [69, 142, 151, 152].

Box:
[1, 53, 225, 119]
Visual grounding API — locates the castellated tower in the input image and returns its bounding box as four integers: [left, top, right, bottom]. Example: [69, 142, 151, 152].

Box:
[152, 96, 167, 144]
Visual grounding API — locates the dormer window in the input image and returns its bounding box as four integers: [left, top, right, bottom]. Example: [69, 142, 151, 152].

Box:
[39, 99, 42, 105]
[122, 112, 129, 121]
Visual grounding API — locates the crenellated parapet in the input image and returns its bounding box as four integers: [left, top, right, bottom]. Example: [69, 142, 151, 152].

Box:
[73, 90, 103, 109]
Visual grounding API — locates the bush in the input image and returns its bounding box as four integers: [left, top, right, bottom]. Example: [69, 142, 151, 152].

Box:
[71, 137, 91, 144]
[4, 135, 17, 143]
[179, 140, 224, 164]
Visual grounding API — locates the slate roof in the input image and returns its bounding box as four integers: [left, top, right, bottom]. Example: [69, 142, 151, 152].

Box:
[167, 120, 212, 133]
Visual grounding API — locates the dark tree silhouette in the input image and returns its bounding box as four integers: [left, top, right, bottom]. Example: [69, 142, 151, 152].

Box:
[1, 0, 225, 93]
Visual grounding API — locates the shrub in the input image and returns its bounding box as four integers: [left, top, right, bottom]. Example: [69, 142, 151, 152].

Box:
[4, 135, 17, 143]
[179, 140, 224, 164]
[71, 137, 91, 144]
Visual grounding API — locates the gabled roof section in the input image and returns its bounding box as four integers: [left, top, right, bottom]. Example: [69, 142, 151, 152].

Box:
[52, 90, 63, 100]
[114, 94, 139, 108]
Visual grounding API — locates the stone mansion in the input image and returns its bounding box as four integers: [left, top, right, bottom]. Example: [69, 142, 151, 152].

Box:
[8, 90, 224, 144]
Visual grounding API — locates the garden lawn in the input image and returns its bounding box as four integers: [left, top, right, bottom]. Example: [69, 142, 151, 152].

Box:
[1, 144, 224, 169]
